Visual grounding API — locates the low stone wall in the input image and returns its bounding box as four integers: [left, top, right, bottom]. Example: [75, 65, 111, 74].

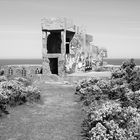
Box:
[1, 64, 43, 78]
[103, 65, 120, 71]
[103, 65, 140, 71]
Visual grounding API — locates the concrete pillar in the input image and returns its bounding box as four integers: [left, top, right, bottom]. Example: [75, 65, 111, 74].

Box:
[61, 31, 66, 55]
[42, 31, 51, 75]
[57, 31, 66, 77]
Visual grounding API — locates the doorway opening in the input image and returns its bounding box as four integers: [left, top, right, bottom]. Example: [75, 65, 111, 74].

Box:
[49, 58, 58, 75]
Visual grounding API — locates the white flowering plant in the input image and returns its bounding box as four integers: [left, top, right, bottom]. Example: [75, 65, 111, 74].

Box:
[76, 59, 140, 140]
[0, 76, 41, 116]
[14, 77, 32, 86]
[84, 101, 140, 140]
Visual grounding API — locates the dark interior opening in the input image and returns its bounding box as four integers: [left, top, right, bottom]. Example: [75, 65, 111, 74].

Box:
[66, 44, 70, 54]
[22, 68, 26, 77]
[49, 58, 58, 75]
[47, 32, 61, 53]
[40, 68, 43, 74]
[66, 38, 70, 54]
[35, 68, 40, 74]
[9, 68, 13, 75]
[66, 38, 70, 42]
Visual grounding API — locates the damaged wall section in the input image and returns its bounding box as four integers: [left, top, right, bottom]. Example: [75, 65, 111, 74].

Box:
[41, 17, 107, 76]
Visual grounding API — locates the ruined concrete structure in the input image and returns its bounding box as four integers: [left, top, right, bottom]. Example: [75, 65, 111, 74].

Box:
[41, 17, 77, 76]
[41, 17, 96, 76]
[1, 17, 107, 78]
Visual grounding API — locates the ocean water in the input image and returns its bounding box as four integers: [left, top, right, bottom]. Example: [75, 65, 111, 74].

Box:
[104, 58, 140, 66]
[0, 59, 42, 66]
[0, 58, 140, 66]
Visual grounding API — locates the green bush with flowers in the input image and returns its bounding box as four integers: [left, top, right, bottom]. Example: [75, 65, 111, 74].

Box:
[0, 76, 40, 116]
[76, 59, 140, 140]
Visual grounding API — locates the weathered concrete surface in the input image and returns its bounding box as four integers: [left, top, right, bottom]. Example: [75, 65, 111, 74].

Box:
[1, 64, 42, 78]
[41, 18, 76, 32]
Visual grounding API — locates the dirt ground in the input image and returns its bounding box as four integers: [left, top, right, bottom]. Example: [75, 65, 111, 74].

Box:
[0, 82, 83, 140]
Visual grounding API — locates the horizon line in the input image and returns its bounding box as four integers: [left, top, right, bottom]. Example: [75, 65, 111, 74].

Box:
[0, 57, 140, 59]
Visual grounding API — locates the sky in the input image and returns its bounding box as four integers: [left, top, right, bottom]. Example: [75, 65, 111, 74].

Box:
[0, 0, 140, 59]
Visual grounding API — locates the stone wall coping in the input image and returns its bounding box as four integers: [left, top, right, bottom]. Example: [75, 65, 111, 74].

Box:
[2, 64, 42, 67]
[41, 17, 76, 32]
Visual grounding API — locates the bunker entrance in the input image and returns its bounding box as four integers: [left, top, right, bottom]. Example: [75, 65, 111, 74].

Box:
[49, 58, 58, 75]
[47, 32, 61, 53]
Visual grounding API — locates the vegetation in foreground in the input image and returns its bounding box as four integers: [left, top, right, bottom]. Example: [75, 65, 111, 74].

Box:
[76, 59, 140, 140]
[0, 73, 41, 116]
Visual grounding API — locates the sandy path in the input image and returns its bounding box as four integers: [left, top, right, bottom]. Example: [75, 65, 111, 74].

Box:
[0, 82, 82, 140]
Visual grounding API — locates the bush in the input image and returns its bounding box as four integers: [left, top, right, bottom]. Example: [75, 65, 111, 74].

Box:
[96, 79, 111, 94]
[111, 69, 125, 79]
[14, 77, 32, 87]
[112, 59, 140, 91]
[124, 90, 140, 108]
[25, 86, 40, 102]
[87, 101, 140, 140]
[108, 84, 129, 100]
[76, 78, 109, 106]
[0, 91, 9, 116]
[0, 76, 7, 82]
[0, 76, 41, 116]
[76, 59, 140, 140]
[0, 69, 4, 76]
[121, 58, 136, 70]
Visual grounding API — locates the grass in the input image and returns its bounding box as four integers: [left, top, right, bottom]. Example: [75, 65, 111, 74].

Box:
[0, 72, 111, 140]
[0, 81, 83, 140]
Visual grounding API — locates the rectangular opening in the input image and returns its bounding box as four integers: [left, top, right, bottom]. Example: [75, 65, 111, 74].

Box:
[66, 44, 70, 54]
[49, 58, 58, 75]
[66, 38, 70, 42]
[47, 32, 61, 54]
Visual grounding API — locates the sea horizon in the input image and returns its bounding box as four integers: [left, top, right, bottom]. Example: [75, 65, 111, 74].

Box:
[0, 59, 42, 66]
[0, 58, 140, 66]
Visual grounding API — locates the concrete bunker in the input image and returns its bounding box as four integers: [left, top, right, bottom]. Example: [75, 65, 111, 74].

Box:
[42, 18, 77, 76]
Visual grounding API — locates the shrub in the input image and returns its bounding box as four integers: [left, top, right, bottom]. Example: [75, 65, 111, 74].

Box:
[88, 101, 140, 140]
[0, 89, 9, 116]
[96, 79, 111, 94]
[0, 69, 4, 76]
[121, 58, 136, 70]
[25, 86, 41, 102]
[111, 69, 125, 79]
[0, 76, 7, 82]
[112, 59, 140, 91]
[0, 76, 41, 116]
[108, 84, 129, 100]
[14, 77, 32, 87]
[76, 78, 109, 106]
[124, 90, 140, 108]
[76, 58, 140, 140]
